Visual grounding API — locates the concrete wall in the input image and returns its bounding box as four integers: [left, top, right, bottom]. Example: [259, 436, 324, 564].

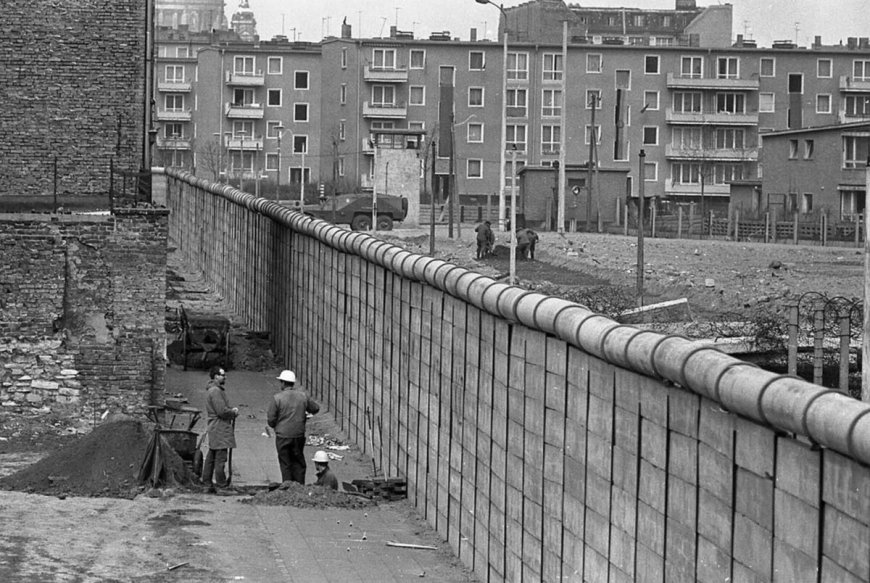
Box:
[165, 167, 870, 583]
[1, 0, 147, 196]
[0, 210, 168, 416]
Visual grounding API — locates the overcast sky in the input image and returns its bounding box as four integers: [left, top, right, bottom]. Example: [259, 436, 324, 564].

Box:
[242, 0, 870, 48]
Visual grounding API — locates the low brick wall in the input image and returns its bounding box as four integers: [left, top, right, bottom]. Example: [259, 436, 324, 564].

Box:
[0, 210, 168, 417]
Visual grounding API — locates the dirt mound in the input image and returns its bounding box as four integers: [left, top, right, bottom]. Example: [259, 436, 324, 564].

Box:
[0, 419, 189, 499]
[242, 481, 377, 509]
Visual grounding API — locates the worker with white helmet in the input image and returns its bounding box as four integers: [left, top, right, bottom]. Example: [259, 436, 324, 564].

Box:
[266, 369, 320, 484]
[311, 450, 339, 490]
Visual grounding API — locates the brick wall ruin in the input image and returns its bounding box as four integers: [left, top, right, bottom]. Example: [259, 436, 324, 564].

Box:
[1, 0, 148, 196]
[0, 210, 168, 417]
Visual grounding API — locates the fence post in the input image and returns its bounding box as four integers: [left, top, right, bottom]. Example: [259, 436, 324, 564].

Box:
[822, 211, 828, 247]
[813, 308, 825, 386]
[734, 209, 740, 241]
[678, 207, 683, 239]
[727, 209, 733, 240]
[856, 212, 862, 247]
[623, 204, 628, 236]
[765, 211, 770, 244]
[651, 202, 657, 238]
[793, 211, 799, 245]
[708, 210, 714, 238]
[787, 303, 798, 376]
[772, 209, 777, 244]
[689, 204, 695, 237]
[840, 313, 851, 393]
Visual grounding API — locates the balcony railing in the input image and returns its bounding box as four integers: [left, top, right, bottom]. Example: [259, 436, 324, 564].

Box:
[665, 145, 758, 161]
[155, 109, 192, 121]
[363, 65, 409, 83]
[666, 73, 759, 91]
[665, 110, 759, 126]
[839, 111, 870, 123]
[839, 75, 870, 92]
[227, 70, 265, 86]
[156, 136, 192, 149]
[224, 102, 265, 119]
[226, 136, 265, 151]
[157, 80, 192, 92]
[362, 102, 407, 119]
[664, 180, 731, 196]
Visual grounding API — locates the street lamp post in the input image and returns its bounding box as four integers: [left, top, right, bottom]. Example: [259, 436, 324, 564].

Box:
[276, 129, 283, 202]
[509, 145, 517, 285]
[475, 0, 508, 232]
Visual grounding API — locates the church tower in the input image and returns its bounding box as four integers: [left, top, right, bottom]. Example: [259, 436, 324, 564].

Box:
[230, 0, 259, 42]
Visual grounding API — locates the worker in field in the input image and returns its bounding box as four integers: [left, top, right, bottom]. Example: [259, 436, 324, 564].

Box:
[266, 370, 321, 484]
[475, 220, 494, 259]
[311, 450, 339, 490]
[516, 227, 539, 260]
[202, 365, 239, 491]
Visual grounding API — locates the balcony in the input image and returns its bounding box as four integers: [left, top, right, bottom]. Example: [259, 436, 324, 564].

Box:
[839, 75, 870, 92]
[225, 102, 264, 119]
[665, 110, 759, 126]
[226, 137, 264, 151]
[155, 109, 192, 122]
[664, 180, 731, 197]
[156, 136, 191, 150]
[362, 138, 374, 155]
[157, 80, 192, 92]
[362, 101, 407, 119]
[665, 145, 758, 161]
[227, 70, 265, 86]
[364, 65, 409, 83]
[839, 111, 870, 124]
[666, 73, 759, 91]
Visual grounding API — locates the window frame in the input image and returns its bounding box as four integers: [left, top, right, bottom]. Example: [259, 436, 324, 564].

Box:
[759, 57, 775, 77]
[267, 88, 282, 107]
[586, 53, 602, 73]
[469, 87, 485, 107]
[467, 159, 483, 179]
[680, 56, 703, 79]
[267, 56, 283, 75]
[817, 58, 832, 78]
[541, 89, 562, 118]
[759, 92, 775, 113]
[507, 51, 529, 81]
[643, 90, 660, 111]
[541, 124, 560, 155]
[816, 93, 832, 114]
[293, 102, 310, 122]
[642, 126, 658, 146]
[372, 48, 396, 69]
[644, 55, 660, 75]
[409, 49, 426, 69]
[467, 123, 484, 143]
[294, 70, 309, 90]
[542, 53, 563, 81]
[717, 56, 739, 80]
[409, 85, 425, 106]
[469, 51, 485, 71]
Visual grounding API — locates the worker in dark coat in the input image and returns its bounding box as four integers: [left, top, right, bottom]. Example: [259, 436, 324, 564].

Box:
[311, 450, 339, 490]
[202, 365, 238, 490]
[516, 227, 539, 260]
[266, 370, 321, 484]
[475, 220, 494, 259]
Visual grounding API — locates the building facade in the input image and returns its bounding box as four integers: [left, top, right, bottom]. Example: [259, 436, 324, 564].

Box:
[152, 0, 870, 229]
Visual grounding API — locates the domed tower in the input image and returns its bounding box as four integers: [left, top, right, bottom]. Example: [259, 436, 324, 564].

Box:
[156, 0, 229, 32]
[230, 0, 258, 42]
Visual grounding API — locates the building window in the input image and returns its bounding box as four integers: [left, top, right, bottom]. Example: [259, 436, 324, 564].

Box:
[176, 47, 189, 58]
[713, 163, 743, 184]
[587, 53, 602, 73]
[232, 88, 254, 105]
[507, 52, 528, 80]
[266, 121, 282, 138]
[615, 70, 631, 90]
[542, 89, 561, 117]
[843, 135, 869, 168]
[506, 124, 527, 151]
[841, 190, 864, 219]
[467, 159, 483, 179]
[165, 65, 185, 82]
[854, 60, 870, 81]
[673, 91, 702, 113]
[338, 157, 345, 177]
[717, 57, 739, 79]
[541, 125, 560, 155]
[409, 86, 425, 106]
[265, 152, 278, 171]
[543, 53, 563, 81]
[644, 55, 660, 74]
[341, 48, 347, 69]
[673, 163, 701, 184]
[642, 126, 658, 145]
[681, 56, 702, 79]
[267, 57, 282, 75]
[759, 92, 775, 113]
[469, 51, 485, 70]
[371, 85, 395, 106]
[340, 84, 347, 105]
[654, 36, 673, 46]
[372, 48, 396, 69]
[716, 92, 745, 113]
[506, 88, 527, 117]
[802, 193, 813, 213]
[760, 57, 775, 77]
[586, 89, 602, 108]
[817, 59, 832, 78]
[585, 125, 601, 145]
[469, 87, 484, 107]
[164, 123, 184, 138]
[789, 139, 799, 159]
[338, 120, 346, 141]
[410, 49, 425, 69]
[165, 94, 185, 111]
[673, 127, 702, 149]
[804, 139, 814, 159]
[845, 95, 870, 117]
[716, 128, 744, 149]
[267, 89, 282, 106]
[644, 162, 657, 181]
[467, 123, 483, 143]
[643, 91, 659, 111]
[234, 56, 255, 74]
[294, 71, 309, 90]
[816, 94, 832, 114]
[294, 103, 309, 122]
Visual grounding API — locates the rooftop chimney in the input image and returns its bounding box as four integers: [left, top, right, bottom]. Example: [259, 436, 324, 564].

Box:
[470, 28, 478, 42]
[341, 19, 352, 39]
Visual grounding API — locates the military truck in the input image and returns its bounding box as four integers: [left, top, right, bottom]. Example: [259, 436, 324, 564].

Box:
[301, 193, 408, 231]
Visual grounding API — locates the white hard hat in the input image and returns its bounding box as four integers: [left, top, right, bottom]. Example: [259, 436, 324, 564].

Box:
[276, 370, 296, 383]
[312, 450, 330, 463]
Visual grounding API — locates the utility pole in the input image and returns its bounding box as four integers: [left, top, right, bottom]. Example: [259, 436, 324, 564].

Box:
[586, 93, 599, 232]
[863, 158, 870, 400]
[430, 140, 437, 255]
[557, 20, 567, 233]
[637, 150, 646, 307]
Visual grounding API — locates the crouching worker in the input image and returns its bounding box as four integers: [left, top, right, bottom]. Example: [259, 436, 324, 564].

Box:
[311, 450, 339, 490]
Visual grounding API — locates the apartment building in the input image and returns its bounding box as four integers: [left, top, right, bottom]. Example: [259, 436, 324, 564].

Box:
[153, 0, 870, 227]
